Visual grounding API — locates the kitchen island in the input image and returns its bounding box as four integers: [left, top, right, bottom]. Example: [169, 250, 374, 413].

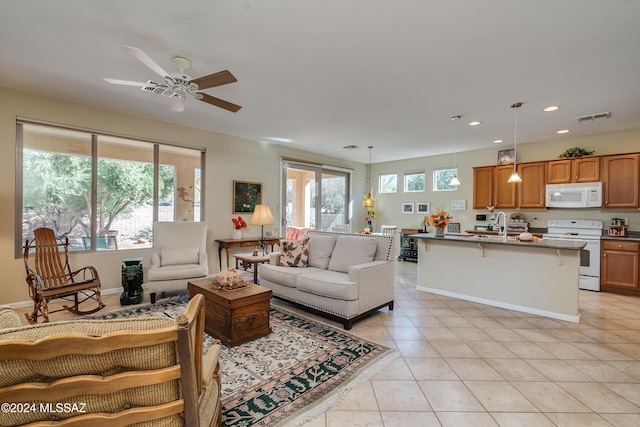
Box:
[416, 233, 586, 323]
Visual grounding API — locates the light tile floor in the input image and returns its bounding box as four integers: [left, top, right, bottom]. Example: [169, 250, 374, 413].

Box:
[295, 261, 640, 427]
[14, 261, 640, 426]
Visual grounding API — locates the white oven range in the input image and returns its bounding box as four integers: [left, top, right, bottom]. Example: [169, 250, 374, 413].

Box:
[542, 219, 603, 291]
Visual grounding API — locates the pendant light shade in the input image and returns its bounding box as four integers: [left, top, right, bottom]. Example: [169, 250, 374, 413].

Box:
[507, 102, 523, 183]
[363, 146, 375, 207]
[449, 115, 461, 186]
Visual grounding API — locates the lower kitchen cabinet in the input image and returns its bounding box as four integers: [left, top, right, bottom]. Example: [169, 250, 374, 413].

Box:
[601, 239, 640, 296]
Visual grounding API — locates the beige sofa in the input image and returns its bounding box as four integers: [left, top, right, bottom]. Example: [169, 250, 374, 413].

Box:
[259, 231, 395, 329]
[0, 295, 222, 427]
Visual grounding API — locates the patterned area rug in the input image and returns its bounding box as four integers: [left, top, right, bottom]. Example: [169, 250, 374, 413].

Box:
[96, 295, 399, 426]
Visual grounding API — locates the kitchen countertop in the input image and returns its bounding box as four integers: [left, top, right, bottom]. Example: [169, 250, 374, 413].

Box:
[415, 232, 586, 250]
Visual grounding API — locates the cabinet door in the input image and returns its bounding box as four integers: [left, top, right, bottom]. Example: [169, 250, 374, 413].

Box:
[603, 154, 639, 208]
[601, 250, 639, 289]
[547, 159, 572, 183]
[493, 165, 517, 209]
[473, 167, 494, 209]
[573, 157, 600, 182]
[518, 162, 546, 209]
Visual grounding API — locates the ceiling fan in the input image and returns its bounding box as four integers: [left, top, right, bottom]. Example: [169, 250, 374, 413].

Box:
[104, 46, 241, 113]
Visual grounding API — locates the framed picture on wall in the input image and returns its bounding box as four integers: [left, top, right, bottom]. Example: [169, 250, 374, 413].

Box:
[416, 202, 431, 214]
[498, 149, 515, 165]
[402, 202, 415, 214]
[233, 180, 262, 213]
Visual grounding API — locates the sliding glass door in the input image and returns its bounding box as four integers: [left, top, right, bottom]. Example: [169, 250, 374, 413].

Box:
[281, 160, 351, 233]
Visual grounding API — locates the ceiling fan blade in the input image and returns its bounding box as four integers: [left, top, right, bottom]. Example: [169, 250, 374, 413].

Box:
[104, 78, 147, 86]
[198, 93, 241, 112]
[190, 70, 237, 90]
[169, 95, 186, 112]
[124, 45, 169, 78]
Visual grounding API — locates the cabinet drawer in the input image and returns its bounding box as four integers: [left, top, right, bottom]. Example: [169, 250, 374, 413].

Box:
[602, 240, 640, 252]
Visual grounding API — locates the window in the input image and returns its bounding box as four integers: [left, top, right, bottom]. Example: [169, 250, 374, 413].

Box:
[17, 121, 204, 254]
[433, 168, 458, 191]
[281, 161, 350, 232]
[404, 171, 425, 192]
[379, 173, 397, 193]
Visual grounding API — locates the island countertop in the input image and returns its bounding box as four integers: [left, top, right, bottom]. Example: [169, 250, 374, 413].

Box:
[414, 233, 586, 250]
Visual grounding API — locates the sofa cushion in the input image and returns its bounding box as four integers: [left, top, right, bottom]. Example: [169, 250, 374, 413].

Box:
[307, 234, 338, 269]
[161, 246, 199, 266]
[327, 236, 378, 273]
[297, 271, 358, 301]
[148, 264, 208, 281]
[260, 264, 324, 287]
[278, 237, 309, 267]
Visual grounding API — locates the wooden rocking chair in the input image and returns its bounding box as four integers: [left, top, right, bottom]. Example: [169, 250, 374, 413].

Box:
[23, 227, 105, 324]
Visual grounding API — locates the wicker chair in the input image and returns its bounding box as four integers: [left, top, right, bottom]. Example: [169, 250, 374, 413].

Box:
[0, 294, 222, 426]
[23, 227, 105, 324]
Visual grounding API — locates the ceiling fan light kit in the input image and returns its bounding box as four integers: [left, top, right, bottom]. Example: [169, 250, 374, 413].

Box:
[105, 46, 241, 113]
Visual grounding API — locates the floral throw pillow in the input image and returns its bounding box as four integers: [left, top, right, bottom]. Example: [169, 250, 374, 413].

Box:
[278, 237, 310, 267]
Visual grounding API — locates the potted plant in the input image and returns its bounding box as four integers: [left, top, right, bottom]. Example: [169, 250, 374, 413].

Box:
[559, 147, 595, 158]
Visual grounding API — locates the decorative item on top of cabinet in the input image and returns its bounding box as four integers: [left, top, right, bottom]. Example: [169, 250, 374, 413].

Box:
[601, 239, 640, 296]
[547, 157, 600, 184]
[602, 153, 639, 209]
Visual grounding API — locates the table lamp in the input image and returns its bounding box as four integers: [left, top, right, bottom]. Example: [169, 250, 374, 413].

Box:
[250, 204, 276, 255]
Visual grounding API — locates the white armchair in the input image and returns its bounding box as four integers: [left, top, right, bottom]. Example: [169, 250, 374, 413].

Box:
[147, 221, 209, 303]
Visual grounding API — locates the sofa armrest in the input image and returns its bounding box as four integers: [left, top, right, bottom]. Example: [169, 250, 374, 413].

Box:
[150, 252, 160, 269]
[348, 260, 395, 310]
[198, 251, 208, 267]
[0, 307, 22, 329]
[269, 252, 281, 265]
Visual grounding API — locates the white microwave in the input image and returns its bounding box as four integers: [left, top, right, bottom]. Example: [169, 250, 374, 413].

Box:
[546, 182, 603, 208]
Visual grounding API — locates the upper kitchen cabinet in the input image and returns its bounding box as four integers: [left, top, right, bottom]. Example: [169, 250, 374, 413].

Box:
[472, 166, 494, 209]
[602, 153, 639, 209]
[517, 162, 546, 209]
[493, 165, 517, 209]
[547, 157, 600, 184]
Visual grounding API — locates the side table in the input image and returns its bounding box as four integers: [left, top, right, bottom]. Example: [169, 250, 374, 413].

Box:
[215, 237, 280, 270]
[234, 252, 270, 283]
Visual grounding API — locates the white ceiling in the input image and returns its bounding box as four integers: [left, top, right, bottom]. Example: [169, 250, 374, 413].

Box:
[1, 0, 639, 164]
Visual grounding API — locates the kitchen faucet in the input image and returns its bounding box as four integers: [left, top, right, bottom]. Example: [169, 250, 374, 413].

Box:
[495, 211, 508, 241]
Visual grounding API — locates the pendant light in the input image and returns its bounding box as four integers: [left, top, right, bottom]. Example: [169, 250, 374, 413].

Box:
[363, 146, 375, 208]
[507, 102, 523, 183]
[449, 115, 461, 186]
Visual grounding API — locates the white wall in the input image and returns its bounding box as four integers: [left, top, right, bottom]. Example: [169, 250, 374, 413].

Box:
[369, 128, 640, 234]
[0, 87, 365, 305]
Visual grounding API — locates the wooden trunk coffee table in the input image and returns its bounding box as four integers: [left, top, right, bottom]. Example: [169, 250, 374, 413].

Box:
[187, 278, 272, 347]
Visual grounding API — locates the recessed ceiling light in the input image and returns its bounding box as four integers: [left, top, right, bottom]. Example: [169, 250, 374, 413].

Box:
[557, 129, 570, 134]
[469, 121, 481, 126]
[543, 106, 560, 112]
[493, 139, 503, 144]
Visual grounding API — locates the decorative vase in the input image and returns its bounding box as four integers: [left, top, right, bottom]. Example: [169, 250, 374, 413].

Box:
[231, 229, 243, 240]
[435, 226, 445, 237]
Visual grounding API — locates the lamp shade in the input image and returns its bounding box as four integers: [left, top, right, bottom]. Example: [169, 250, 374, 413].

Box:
[363, 193, 375, 208]
[250, 204, 275, 226]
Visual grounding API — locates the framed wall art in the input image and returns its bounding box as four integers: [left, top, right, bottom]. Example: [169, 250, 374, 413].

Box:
[416, 202, 431, 215]
[497, 148, 515, 165]
[402, 202, 415, 214]
[233, 180, 262, 213]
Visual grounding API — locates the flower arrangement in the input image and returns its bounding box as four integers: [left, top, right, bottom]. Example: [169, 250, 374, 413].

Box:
[209, 268, 249, 290]
[232, 216, 248, 230]
[428, 209, 452, 229]
[363, 209, 378, 223]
